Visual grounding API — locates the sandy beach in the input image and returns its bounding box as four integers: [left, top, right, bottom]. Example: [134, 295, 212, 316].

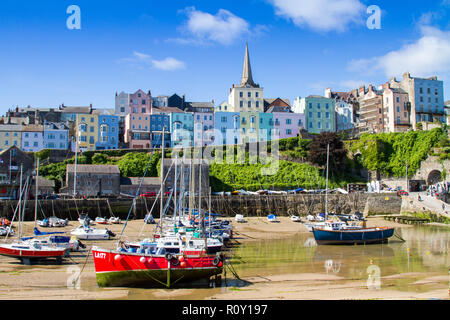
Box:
[0, 217, 447, 300]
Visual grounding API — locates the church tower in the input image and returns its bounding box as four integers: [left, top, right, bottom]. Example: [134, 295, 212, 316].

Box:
[228, 43, 264, 112]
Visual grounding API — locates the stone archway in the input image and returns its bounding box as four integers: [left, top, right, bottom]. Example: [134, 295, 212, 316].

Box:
[427, 170, 442, 185]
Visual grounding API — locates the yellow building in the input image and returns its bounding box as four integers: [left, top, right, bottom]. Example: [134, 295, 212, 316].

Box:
[76, 114, 98, 151]
[0, 124, 23, 152]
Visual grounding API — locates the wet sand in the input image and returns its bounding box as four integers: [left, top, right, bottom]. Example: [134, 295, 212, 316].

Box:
[0, 217, 447, 300]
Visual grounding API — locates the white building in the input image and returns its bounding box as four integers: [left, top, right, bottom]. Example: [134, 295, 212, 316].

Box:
[21, 125, 44, 152]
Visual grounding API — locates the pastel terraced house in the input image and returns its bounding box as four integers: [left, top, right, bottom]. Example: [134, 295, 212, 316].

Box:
[213, 112, 240, 146]
[44, 122, 70, 150]
[76, 114, 99, 152]
[124, 89, 153, 149]
[21, 125, 44, 152]
[294, 96, 336, 134]
[96, 114, 119, 150]
[0, 124, 22, 151]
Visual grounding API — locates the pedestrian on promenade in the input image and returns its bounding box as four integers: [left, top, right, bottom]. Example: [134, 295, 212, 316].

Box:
[442, 203, 445, 212]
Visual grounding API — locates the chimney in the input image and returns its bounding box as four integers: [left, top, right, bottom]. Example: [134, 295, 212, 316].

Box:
[368, 84, 373, 92]
[324, 88, 332, 99]
[359, 86, 365, 96]
[403, 72, 410, 80]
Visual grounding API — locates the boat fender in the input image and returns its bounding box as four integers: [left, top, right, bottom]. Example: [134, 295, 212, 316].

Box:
[115, 255, 122, 261]
[179, 256, 185, 262]
[171, 257, 180, 266]
[213, 257, 221, 266]
[165, 253, 173, 261]
[180, 261, 187, 268]
[140, 257, 147, 264]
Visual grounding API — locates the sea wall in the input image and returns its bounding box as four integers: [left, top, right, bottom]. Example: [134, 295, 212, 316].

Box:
[0, 193, 403, 221]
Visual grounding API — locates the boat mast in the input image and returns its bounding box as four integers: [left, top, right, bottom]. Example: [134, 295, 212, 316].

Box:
[325, 143, 330, 218]
[74, 141, 78, 197]
[160, 127, 165, 220]
[34, 157, 40, 228]
[173, 153, 178, 218]
[18, 165, 23, 239]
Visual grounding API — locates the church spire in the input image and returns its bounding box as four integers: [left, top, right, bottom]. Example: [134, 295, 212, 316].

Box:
[240, 43, 257, 88]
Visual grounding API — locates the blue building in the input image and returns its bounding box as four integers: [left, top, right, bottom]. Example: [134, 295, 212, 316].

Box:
[96, 115, 119, 150]
[170, 111, 194, 148]
[213, 112, 241, 146]
[150, 114, 171, 148]
[43, 122, 69, 150]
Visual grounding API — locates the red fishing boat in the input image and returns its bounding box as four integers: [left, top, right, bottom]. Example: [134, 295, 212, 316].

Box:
[92, 246, 223, 287]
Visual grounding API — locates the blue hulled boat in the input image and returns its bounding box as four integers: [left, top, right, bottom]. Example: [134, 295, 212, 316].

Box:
[312, 221, 395, 245]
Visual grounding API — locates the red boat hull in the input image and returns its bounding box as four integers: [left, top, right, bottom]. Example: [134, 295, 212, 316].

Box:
[0, 245, 67, 261]
[92, 248, 223, 288]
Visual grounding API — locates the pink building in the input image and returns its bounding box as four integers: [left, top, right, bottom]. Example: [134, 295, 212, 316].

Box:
[266, 102, 305, 140]
[124, 89, 153, 149]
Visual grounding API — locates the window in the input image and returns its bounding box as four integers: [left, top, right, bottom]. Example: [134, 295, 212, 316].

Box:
[90, 126, 94, 133]
[24, 142, 29, 147]
[142, 108, 146, 113]
[309, 112, 313, 118]
[420, 87, 423, 94]
[396, 97, 400, 103]
[286, 119, 292, 125]
[318, 103, 321, 109]
[33, 142, 38, 147]
[90, 118, 94, 123]
[318, 122, 322, 129]
[427, 88, 431, 94]
[80, 136, 87, 142]
[256, 101, 259, 108]
[142, 100, 146, 105]
[240, 92, 243, 98]
[326, 112, 330, 119]
[326, 103, 329, 109]
[286, 129, 292, 135]
[120, 107, 125, 113]
[318, 112, 321, 118]
[25, 133, 29, 138]
[250, 116, 256, 124]
[248, 101, 251, 108]
[309, 122, 313, 129]
[221, 117, 227, 123]
[309, 103, 312, 109]
[89, 136, 94, 144]
[397, 107, 400, 113]
[256, 92, 259, 98]
[326, 122, 330, 129]
[248, 92, 251, 98]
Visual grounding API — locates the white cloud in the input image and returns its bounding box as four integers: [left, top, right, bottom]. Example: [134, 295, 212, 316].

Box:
[171, 7, 255, 45]
[151, 57, 186, 71]
[339, 80, 367, 90]
[269, 0, 366, 32]
[348, 26, 450, 79]
[118, 52, 186, 71]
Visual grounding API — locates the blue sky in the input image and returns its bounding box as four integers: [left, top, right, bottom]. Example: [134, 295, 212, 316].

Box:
[0, 0, 449, 114]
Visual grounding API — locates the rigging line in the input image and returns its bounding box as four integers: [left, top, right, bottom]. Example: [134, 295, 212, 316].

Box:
[136, 161, 176, 239]
[5, 177, 28, 242]
[118, 152, 155, 240]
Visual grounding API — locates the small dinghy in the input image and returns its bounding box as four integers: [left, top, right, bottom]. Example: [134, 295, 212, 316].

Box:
[48, 216, 69, 227]
[95, 217, 108, 225]
[78, 214, 94, 226]
[235, 214, 247, 223]
[290, 215, 302, 223]
[108, 217, 121, 224]
[71, 226, 115, 240]
[267, 214, 278, 223]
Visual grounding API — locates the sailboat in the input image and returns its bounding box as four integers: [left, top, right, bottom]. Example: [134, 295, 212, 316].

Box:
[92, 129, 224, 287]
[0, 164, 69, 265]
